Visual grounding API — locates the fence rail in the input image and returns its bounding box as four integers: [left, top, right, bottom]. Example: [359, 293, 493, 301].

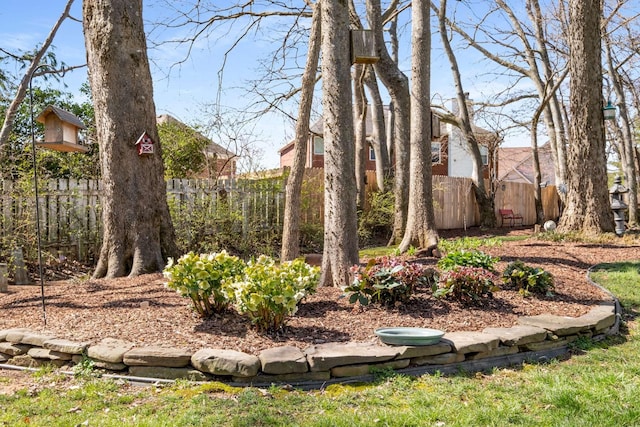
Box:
[1, 171, 559, 260]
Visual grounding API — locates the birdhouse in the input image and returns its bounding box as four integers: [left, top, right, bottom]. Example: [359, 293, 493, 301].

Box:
[35, 105, 88, 153]
[350, 29, 378, 65]
[135, 131, 155, 155]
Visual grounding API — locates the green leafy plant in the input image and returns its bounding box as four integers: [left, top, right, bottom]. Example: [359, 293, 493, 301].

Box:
[343, 257, 437, 307]
[163, 251, 245, 318]
[73, 353, 96, 378]
[434, 266, 499, 304]
[229, 255, 320, 332]
[502, 260, 554, 297]
[438, 236, 502, 253]
[437, 250, 499, 271]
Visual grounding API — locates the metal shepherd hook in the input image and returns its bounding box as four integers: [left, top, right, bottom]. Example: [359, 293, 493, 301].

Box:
[28, 63, 66, 326]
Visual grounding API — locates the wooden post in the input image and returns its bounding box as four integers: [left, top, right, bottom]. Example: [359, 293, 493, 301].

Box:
[0, 263, 8, 292]
[12, 248, 32, 285]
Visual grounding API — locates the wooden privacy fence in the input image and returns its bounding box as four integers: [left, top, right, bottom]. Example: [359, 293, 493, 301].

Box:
[0, 172, 560, 260]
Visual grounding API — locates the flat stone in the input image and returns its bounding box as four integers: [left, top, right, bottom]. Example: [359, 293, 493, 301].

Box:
[395, 342, 452, 359]
[129, 366, 209, 381]
[305, 343, 400, 372]
[88, 338, 135, 364]
[43, 338, 89, 355]
[520, 335, 577, 352]
[518, 314, 592, 336]
[123, 346, 192, 368]
[466, 345, 520, 360]
[6, 355, 37, 367]
[259, 346, 308, 375]
[331, 358, 410, 378]
[191, 349, 261, 377]
[482, 326, 548, 346]
[412, 352, 465, 366]
[232, 371, 331, 384]
[442, 332, 500, 354]
[0, 328, 31, 342]
[0, 353, 9, 362]
[578, 305, 616, 332]
[5, 331, 29, 344]
[0, 342, 31, 356]
[27, 348, 72, 361]
[93, 360, 127, 371]
[20, 333, 56, 347]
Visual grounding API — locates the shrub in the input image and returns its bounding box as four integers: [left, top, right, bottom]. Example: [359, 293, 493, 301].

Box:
[437, 250, 499, 271]
[358, 188, 394, 246]
[343, 257, 438, 307]
[503, 260, 554, 297]
[229, 255, 320, 332]
[163, 251, 245, 318]
[434, 266, 499, 304]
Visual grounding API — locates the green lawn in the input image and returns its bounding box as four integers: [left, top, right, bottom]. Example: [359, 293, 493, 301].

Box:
[1, 261, 639, 427]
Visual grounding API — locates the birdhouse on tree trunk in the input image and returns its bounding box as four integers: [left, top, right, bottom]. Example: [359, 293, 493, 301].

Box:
[135, 131, 155, 155]
[350, 29, 378, 64]
[35, 105, 88, 153]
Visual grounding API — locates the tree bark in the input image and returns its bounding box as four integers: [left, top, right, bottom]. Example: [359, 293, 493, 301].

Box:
[84, 0, 178, 278]
[319, 0, 359, 287]
[364, 67, 390, 191]
[398, 0, 439, 255]
[353, 64, 368, 209]
[367, 0, 410, 246]
[559, 0, 614, 234]
[280, 4, 321, 262]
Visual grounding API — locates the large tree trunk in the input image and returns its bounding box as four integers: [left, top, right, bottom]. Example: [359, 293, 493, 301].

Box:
[281, 4, 321, 262]
[319, 0, 359, 287]
[367, 0, 411, 246]
[559, 0, 614, 234]
[84, 0, 178, 278]
[398, 0, 438, 255]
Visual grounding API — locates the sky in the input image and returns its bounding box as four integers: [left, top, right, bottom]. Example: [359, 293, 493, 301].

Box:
[0, 1, 532, 170]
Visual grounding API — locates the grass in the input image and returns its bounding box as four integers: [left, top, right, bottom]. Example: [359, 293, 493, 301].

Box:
[1, 261, 640, 426]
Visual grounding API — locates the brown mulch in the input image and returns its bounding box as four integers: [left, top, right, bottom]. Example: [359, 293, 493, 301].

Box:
[1, 228, 638, 357]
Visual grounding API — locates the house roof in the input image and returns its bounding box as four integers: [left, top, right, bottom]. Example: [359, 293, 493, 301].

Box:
[36, 105, 86, 130]
[498, 143, 556, 185]
[157, 114, 235, 159]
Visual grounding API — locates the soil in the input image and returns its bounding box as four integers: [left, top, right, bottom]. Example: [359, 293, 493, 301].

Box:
[1, 227, 639, 392]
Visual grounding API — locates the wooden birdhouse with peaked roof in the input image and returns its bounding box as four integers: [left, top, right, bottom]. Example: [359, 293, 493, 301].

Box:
[135, 131, 155, 156]
[36, 105, 88, 153]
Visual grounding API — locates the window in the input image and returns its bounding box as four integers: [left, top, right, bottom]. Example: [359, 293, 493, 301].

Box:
[369, 145, 376, 161]
[313, 136, 324, 155]
[480, 146, 489, 166]
[431, 142, 441, 164]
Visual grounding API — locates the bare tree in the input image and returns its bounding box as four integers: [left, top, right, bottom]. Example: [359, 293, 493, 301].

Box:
[84, 0, 178, 278]
[281, 3, 321, 261]
[433, 0, 496, 228]
[603, 5, 638, 227]
[319, 0, 359, 287]
[558, 0, 613, 233]
[366, 0, 411, 245]
[398, 0, 439, 255]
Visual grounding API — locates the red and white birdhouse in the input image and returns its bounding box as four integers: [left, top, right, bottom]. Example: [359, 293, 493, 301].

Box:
[135, 131, 155, 155]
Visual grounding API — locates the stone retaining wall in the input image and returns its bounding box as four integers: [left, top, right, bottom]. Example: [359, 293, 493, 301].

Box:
[0, 301, 619, 388]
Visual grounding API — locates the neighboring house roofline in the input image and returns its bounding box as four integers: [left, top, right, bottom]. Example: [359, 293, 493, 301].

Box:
[157, 114, 236, 159]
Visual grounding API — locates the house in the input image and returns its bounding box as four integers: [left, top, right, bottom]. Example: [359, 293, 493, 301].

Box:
[279, 99, 497, 180]
[497, 143, 556, 186]
[157, 114, 237, 179]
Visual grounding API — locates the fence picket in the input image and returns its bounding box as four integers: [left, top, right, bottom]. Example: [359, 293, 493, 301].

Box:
[1, 173, 560, 260]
